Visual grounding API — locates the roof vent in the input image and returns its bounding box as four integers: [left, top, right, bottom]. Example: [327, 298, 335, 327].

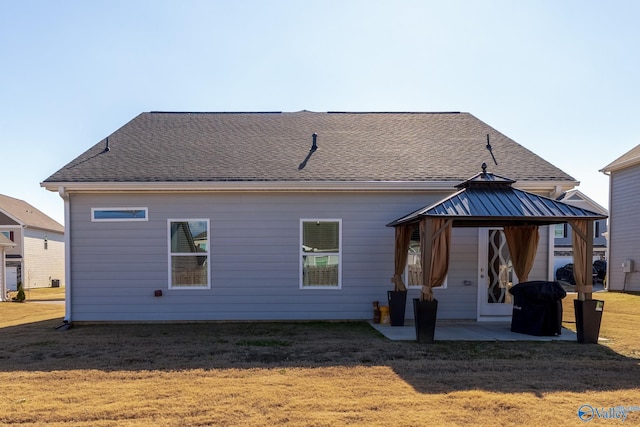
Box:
[298, 133, 318, 170]
[104, 137, 110, 152]
[485, 134, 497, 165]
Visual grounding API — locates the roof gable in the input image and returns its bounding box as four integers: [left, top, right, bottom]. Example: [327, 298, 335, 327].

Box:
[601, 144, 640, 173]
[556, 189, 608, 216]
[43, 111, 576, 187]
[0, 194, 64, 233]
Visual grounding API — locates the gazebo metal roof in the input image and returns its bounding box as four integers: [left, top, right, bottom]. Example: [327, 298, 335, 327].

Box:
[388, 169, 607, 228]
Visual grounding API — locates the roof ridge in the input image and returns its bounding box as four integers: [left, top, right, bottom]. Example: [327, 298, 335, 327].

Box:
[327, 111, 462, 114]
[146, 111, 463, 115]
[148, 111, 283, 115]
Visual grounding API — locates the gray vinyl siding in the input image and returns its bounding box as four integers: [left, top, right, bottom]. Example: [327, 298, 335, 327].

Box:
[608, 167, 640, 291]
[431, 227, 479, 319]
[67, 191, 554, 322]
[532, 225, 551, 280]
[68, 191, 439, 321]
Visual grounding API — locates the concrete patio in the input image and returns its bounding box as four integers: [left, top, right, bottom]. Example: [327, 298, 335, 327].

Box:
[370, 320, 578, 341]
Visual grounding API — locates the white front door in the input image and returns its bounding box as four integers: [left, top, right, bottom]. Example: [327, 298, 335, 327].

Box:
[478, 228, 516, 320]
[6, 267, 18, 291]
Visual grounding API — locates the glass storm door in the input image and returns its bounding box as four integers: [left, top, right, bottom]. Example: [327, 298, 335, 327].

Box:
[478, 228, 515, 318]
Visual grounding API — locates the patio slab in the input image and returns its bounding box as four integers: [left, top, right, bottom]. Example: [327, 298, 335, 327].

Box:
[370, 320, 578, 342]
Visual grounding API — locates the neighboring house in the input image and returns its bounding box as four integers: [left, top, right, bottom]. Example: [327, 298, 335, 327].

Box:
[0, 194, 65, 291]
[601, 144, 640, 291]
[553, 189, 608, 273]
[43, 111, 587, 322]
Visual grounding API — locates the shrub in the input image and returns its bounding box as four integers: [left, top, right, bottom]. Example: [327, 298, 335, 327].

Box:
[13, 282, 25, 303]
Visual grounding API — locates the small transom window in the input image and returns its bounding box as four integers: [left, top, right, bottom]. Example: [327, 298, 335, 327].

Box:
[92, 208, 148, 222]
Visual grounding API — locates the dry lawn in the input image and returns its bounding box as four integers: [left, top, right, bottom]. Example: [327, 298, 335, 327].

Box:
[0, 292, 639, 426]
[7, 286, 65, 302]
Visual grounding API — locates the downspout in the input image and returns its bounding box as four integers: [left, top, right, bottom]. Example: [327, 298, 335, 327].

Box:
[549, 185, 564, 200]
[58, 186, 72, 322]
[604, 168, 612, 290]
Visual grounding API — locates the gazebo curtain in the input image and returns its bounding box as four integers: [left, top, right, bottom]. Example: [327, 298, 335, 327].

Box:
[391, 225, 412, 292]
[503, 225, 539, 283]
[569, 219, 593, 299]
[391, 218, 595, 302]
[419, 218, 453, 301]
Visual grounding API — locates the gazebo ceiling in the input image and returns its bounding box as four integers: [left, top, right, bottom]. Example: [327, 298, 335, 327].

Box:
[387, 169, 608, 228]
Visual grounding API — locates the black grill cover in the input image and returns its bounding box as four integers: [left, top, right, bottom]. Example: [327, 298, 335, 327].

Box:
[508, 281, 566, 336]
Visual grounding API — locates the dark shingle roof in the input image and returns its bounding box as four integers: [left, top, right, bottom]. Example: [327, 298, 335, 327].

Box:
[43, 111, 576, 185]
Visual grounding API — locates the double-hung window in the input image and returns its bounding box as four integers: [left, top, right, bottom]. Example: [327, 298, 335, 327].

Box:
[168, 219, 210, 289]
[300, 219, 341, 289]
[554, 223, 568, 239]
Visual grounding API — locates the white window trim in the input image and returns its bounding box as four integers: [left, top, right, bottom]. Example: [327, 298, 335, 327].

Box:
[300, 218, 342, 290]
[554, 223, 569, 239]
[91, 207, 149, 222]
[167, 218, 211, 290]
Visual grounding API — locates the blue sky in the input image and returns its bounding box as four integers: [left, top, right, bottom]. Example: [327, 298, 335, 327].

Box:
[2, 0, 638, 225]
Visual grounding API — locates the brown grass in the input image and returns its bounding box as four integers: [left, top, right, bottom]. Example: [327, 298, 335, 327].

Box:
[0, 292, 639, 426]
[7, 286, 65, 302]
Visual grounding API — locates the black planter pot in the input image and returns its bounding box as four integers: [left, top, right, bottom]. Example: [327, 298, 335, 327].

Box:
[387, 290, 407, 326]
[574, 299, 604, 343]
[413, 298, 438, 343]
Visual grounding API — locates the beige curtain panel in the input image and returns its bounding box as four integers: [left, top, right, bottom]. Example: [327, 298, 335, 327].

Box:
[503, 225, 539, 284]
[569, 219, 593, 296]
[391, 225, 412, 292]
[419, 218, 452, 301]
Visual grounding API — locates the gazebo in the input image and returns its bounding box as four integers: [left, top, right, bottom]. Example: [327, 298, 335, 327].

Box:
[387, 165, 608, 342]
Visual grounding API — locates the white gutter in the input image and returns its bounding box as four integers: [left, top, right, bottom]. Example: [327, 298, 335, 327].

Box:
[41, 179, 578, 194]
[600, 156, 640, 174]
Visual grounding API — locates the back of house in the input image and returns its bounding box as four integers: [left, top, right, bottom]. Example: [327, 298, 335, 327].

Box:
[42, 111, 579, 322]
